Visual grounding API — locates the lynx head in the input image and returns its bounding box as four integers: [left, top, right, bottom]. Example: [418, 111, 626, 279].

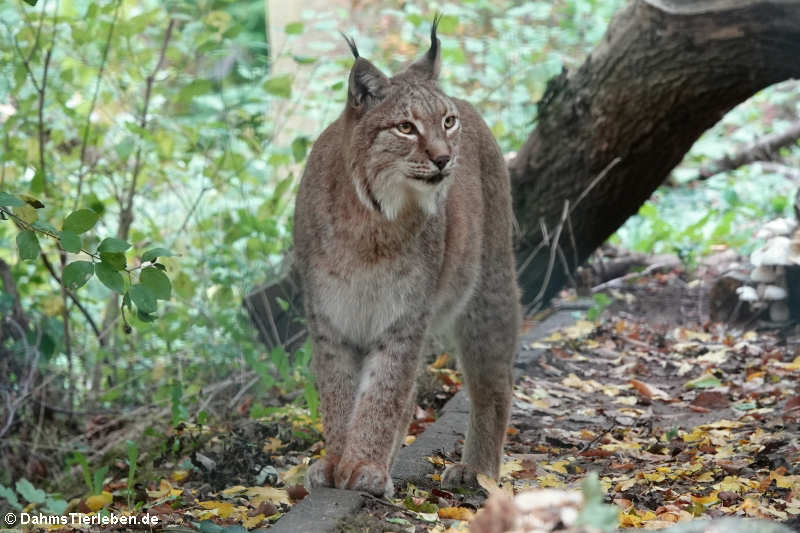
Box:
[342, 15, 461, 221]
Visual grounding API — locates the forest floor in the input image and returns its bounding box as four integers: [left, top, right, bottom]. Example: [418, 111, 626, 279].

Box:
[10, 264, 800, 532]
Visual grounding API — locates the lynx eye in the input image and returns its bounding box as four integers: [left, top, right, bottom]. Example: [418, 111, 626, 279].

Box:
[443, 115, 457, 129]
[396, 122, 415, 135]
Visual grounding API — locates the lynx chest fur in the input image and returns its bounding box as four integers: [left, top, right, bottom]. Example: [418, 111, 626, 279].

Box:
[292, 17, 520, 497]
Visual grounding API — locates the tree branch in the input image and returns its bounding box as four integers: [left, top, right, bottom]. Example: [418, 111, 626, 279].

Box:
[697, 121, 800, 180]
[39, 253, 103, 342]
[74, 0, 122, 210]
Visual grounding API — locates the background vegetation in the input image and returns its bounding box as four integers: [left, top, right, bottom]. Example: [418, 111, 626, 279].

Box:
[0, 0, 797, 508]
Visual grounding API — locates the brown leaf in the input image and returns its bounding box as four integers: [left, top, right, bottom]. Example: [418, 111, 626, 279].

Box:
[286, 484, 308, 502]
[691, 391, 729, 409]
[630, 379, 671, 401]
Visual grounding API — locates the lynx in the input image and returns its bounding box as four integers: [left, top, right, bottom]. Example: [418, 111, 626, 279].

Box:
[292, 17, 520, 497]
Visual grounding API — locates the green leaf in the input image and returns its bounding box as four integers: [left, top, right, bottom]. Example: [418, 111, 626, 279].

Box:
[15, 479, 46, 504]
[137, 309, 157, 322]
[98, 237, 131, 253]
[140, 266, 171, 300]
[129, 284, 157, 314]
[284, 21, 303, 34]
[63, 209, 99, 234]
[264, 75, 292, 99]
[292, 55, 316, 64]
[437, 14, 459, 33]
[60, 230, 82, 253]
[92, 465, 108, 495]
[43, 496, 68, 514]
[683, 373, 723, 390]
[23, 0, 39, 6]
[291, 136, 310, 162]
[177, 79, 213, 102]
[100, 251, 126, 271]
[95, 262, 125, 293]
[0, 192, 25, 207]
[141, 247, 173, 263]
[62, 261, 94, 290]
[16, 230, 40, 261]
[0, 483, 22, 510]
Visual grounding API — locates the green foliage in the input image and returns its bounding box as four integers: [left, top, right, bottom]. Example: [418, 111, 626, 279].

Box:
[0, 479, 68, 514]
[576, 472, 618, 531]
[586, 293, 611, 322]
[614, 81, 800, 258]
[67, 452, 107, 495]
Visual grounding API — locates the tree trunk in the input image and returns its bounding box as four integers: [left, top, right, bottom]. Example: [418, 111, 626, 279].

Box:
[510, 0, 800, 308]
[246, 0, 800, 342]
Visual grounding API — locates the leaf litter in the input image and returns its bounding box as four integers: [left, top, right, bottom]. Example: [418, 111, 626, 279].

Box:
[28, 270, 800, 532]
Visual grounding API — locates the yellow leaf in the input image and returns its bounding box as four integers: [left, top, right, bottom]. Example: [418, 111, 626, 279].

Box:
[427, 456, 446, 467]
[85, 491, 113, 511]
[500, 458, 523, 477]
[537, 473, 566, 488]
[542, 460, 569, 474]
[716, 476, 747, 493]
[562, 320, 595, 338]
[171, 470, 189, 482]
[438, 506, 474, 521]
[221, 485, 247, 497]
[147, 479, 174, 499]
[263, 437, 284, 453]
[700, 420, 742, 430]
[430, 353, 451, 369]
[404, 435, 416, 446]
[246, 486, 290, 506]
[243, 513, 266, 529]
[199, 500, 236, 518]
[691, 491, 718, 505]
[279, 459, 309, 486]
[695, 471, 715, 482]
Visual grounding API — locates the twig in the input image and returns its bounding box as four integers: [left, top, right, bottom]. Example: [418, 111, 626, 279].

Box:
[36, 0, 59, 197]
[590, 261, 678, 292]
[123, 18, 175, 224]
[39, 252, 103, 340]
[74, 0, 122, 210]
[0, 319, 41, 440]
[528, 200, 569, 312]
[578, 422, 616, 454]
[696, 121, 800, 180]
[227, 376, 261, 409]
[754, 161, 800, 181]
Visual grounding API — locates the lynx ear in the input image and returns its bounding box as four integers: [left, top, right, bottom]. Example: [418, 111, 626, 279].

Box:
[406, 14, 442, 80]
[342, 34, 389, 110]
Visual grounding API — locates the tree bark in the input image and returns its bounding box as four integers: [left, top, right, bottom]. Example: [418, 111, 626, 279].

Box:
[510, 0, 800, 308]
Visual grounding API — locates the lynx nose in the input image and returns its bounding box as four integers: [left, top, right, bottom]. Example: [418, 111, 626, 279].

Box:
[433, 155, 450, 170]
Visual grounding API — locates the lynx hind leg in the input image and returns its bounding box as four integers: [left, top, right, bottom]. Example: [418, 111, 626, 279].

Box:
[442, 289, 519, 489]
[304, 326, 360, 489]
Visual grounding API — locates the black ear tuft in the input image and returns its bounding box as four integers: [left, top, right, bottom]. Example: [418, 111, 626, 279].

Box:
[340, 32, 359, 59]
[428, 13, 441, 64]
[405, 14, 442, 80]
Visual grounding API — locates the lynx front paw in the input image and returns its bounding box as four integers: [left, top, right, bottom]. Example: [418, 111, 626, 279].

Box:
[305, 455, 340, 488]
[441, 463, 480, 489]
[334, 459, 394, 497]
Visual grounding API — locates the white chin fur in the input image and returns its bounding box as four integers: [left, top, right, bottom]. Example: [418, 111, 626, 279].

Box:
[372, 170, 441, 221]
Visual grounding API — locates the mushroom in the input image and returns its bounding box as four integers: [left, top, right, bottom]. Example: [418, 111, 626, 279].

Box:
[736, 285, 758, 302]
[755, 217, 797, 239]
[750, 265, 780, 283]
[750, 236, 791, 267]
